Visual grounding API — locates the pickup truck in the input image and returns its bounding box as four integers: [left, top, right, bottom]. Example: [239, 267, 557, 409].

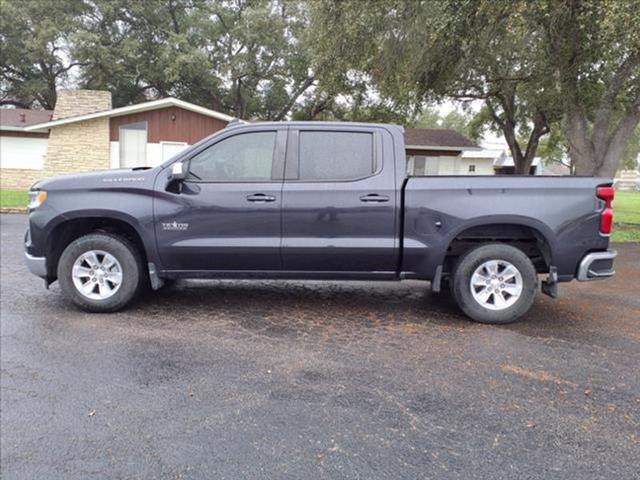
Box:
[24, 121, 617, 323]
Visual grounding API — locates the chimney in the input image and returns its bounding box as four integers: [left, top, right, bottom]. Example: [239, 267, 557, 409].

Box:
[52, 90, 112, 120]
[19, 113, 26, 123]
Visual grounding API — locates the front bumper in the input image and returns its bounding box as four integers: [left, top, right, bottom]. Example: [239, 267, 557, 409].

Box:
[24, 226, 47, 278]
[25, 252, 47, 278]
[577, 250, 617, 281]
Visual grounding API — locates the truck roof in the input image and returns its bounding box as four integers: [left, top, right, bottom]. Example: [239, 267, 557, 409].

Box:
[226, 120, 404, 132]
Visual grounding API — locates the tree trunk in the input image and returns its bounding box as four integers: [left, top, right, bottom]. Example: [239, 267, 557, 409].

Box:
[566, 103, 640, 177]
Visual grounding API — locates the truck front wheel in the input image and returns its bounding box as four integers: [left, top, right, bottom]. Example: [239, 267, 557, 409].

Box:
[57, 233, 142, 313]
[452, 244, 538, 324]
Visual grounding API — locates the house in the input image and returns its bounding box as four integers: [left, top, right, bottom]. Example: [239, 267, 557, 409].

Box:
[460, 149, 505, 175]
[0, 109, 52, 190]
[1, 90, 235, 190]
[1, 91, 486, 190]
[404, 127, 481, 175]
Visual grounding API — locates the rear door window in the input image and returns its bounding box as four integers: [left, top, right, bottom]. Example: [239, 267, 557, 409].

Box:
[297, 131, 375, 181]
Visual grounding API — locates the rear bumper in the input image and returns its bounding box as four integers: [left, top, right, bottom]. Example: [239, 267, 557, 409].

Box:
[577, 250, 617, 281]
[25, 252, 47, 278]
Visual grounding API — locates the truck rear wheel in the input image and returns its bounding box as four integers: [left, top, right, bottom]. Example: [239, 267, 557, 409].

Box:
[451, 244, 537, 324]
[57, 233, 142, 313]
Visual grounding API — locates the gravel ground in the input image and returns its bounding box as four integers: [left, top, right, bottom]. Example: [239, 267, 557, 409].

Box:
[1, 213, 639, 479]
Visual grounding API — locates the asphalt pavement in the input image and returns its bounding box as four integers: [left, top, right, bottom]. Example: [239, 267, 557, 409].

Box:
[1, 213, 639, 479]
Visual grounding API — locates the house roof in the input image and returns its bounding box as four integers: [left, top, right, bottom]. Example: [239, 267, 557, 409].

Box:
[404, 127, 480, 151]
[24, 97, 239, 131]
[462, 148, 506, 160]
[0, 108, 53, 131]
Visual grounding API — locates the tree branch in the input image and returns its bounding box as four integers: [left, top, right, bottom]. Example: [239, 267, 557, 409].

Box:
[273, 76, 315, 121]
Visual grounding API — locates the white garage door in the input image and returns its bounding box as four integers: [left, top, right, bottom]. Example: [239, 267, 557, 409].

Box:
[162, 142, 188, 162]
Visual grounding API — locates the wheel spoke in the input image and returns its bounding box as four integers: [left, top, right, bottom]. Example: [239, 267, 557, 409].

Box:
[502, 283, 522, 296]
[102, 255, 117, 269]
[485, 260, 499, 276]
[475, 287, 493, 303]
[81, 281, 96, 295]
[72, 265, 92, 278]
[97, 281, 113, 298]
[471, 272, 490, 286]
[493, 291, 508, 308]
[84, 251, 100, 268]
[105, 271, 122, 285]
[501, 265, 519, 281]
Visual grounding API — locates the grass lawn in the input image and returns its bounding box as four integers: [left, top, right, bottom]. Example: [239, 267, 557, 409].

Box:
[612, 191, 640, 243]
[0, 189, 28, 209]
[0, 188, 638, 241]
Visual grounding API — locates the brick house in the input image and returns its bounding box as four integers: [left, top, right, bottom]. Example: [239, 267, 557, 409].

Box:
[1, 90, 483, 191]
[0, 109, 52, 190]
[0, 90, 235, 190]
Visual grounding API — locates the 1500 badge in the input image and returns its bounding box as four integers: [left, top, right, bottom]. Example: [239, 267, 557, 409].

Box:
[162, 221, 189, 231]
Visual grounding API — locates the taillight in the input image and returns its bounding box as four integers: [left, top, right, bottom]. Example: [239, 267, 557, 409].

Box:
[596, 186, 614, 235]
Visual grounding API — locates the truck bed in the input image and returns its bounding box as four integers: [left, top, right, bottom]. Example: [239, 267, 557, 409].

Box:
[401, 176, 611, 281]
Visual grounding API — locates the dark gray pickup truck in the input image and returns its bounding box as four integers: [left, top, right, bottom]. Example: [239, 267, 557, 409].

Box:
[24, 121, 617, 323]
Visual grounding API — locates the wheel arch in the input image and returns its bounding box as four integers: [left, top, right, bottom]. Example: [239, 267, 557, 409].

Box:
[440, 216, 557, 275]
[45, 210, 151, 281]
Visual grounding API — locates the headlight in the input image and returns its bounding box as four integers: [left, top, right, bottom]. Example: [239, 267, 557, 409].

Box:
[28, 190, 47, 209]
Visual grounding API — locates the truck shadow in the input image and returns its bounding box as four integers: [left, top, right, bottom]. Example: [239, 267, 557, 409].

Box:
[131, 278, 636, 349]
[134, 279, 474, 333]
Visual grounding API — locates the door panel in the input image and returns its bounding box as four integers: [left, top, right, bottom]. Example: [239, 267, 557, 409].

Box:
[154, 128, 285, 272]
[281, 128, 399, 274]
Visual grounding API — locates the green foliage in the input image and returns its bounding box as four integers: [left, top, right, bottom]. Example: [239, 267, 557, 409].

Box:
[415, 107, 477, 141]
[611, 192, 640, 243]
[74, 0, 317, 119]
[0, 190, 28, 208]
[0, 0, 87, 109]
[308, 0, 559, 173]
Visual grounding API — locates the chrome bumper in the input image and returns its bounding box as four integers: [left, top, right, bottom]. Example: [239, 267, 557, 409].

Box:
[577, 250, 617, 281]
[25, 252, 47, 278]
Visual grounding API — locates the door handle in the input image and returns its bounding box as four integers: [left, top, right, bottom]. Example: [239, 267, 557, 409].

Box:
[246, 193, 276, 203]
[360, 194, 390, 203]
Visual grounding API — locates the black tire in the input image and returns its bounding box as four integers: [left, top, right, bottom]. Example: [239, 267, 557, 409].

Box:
[57, 233, 142, 313]
[452, 243, 538, 324]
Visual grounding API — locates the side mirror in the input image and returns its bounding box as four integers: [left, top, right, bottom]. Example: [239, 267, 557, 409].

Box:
[170, 161, 186, 181]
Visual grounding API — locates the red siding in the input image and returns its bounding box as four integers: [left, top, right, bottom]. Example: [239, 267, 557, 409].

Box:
[0, 130, 49, 138]
[109, 106, 228, 144]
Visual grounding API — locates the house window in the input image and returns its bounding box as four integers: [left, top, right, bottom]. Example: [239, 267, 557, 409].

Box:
[425, 157, 440, 175]
[119, 122, 147, 168]
[468, 164, 476, 173]
[413, 156, 426, 175]
[408, 155, 441, 175]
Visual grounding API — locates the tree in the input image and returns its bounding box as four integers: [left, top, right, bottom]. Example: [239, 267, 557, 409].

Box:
[309, 0, 640, 176]
[73, 0, 321, 119]
[0, 0, 88, 109]
[308, 0, 559, 174]
[415, 106, 477, 141]
[541, 0, 640, 176]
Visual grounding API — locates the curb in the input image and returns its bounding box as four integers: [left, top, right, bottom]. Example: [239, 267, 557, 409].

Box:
[0, 208, 27, 214]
